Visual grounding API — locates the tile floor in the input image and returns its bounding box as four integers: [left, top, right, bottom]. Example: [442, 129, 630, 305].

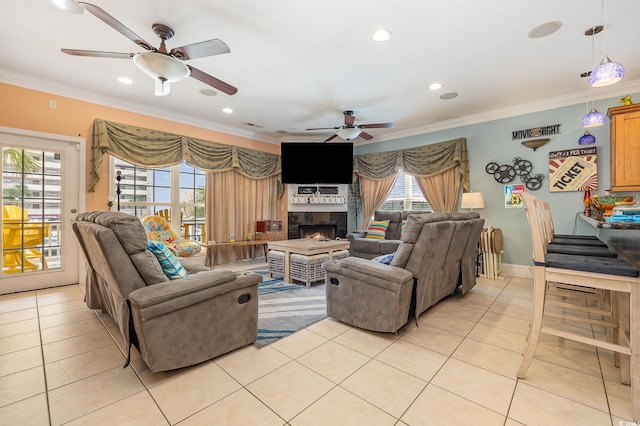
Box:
[0, 260, 635, 425]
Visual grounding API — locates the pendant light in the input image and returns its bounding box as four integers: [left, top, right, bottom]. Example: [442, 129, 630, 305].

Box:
[581, 26, 606, 128]
[589, 0, 624, 87]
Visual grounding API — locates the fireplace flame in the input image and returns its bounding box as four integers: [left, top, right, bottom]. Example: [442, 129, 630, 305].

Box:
[307, 232, 324, 239]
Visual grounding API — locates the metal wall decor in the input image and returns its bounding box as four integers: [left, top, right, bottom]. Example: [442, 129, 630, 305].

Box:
[485, 157, 545, 190]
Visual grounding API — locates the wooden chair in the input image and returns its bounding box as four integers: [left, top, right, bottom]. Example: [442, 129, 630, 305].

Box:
[517, 192, 640, 421]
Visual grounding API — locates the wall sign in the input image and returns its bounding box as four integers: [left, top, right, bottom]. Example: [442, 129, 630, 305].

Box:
[549, 147, 597, 192]
[512, 124, 561, 140]
[505, 184, 525, 209]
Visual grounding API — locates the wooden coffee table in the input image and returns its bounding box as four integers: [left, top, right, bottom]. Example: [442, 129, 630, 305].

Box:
[267, 238, 350, 284]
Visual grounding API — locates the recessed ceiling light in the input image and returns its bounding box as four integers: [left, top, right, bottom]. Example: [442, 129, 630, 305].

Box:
[222, 107, 233, 114]
[199, 88, 217, 96]
[117, 77, 133, 85]
[371, 29, 391, 42]
[528, 21, 562, 39]
[429, 82, 443, 90]
[50, 0, 84, 14]
[439, 92, 458, 100]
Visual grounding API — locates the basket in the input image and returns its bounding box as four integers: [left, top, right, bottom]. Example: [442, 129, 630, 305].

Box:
[255, 231, 287, 241]
[290, 253, 330, 285]
[267, 250, 285, 276]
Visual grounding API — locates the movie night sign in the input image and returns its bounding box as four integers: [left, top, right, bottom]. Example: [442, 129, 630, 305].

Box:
[512, 124, 561, 140]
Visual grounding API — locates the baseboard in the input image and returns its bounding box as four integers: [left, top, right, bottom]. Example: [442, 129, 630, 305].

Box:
[501, 263, 534, 279]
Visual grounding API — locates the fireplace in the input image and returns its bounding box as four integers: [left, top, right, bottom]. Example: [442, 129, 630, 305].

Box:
[288, 211, 347, 240]
[299, 224, 337, 239]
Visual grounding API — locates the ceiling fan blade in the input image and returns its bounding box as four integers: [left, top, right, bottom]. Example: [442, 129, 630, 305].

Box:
[360, 132, 374, 140]
[324, 134, 339, 142]
[344, 113, 355, 126]
[61, 49, 133, 59]
[170, 39, 230, 60]
[78, 2, 153, 51]
[358, 123, 395, 129]
[187, 65, 237, 95]
[305, 127, 339, 131]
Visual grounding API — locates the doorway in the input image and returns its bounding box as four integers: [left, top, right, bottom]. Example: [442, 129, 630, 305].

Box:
[1, 127, 84, 294]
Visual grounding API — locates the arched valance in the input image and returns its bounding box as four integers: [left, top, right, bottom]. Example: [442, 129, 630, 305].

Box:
[88, 119, 282, 194]
[352, 137, 469, 191]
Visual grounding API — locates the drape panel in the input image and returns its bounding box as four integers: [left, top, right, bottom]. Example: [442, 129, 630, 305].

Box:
[206, 170, 278, 264]
[358, 175, 397, 229]
[416, 167, 462, 212]
[88, 119, 282, 195]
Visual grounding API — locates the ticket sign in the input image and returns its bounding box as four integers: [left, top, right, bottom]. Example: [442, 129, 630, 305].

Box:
[549, 147, 597, 192]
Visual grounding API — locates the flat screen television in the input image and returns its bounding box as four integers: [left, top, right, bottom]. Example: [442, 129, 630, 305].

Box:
[281, 142, 354, 184]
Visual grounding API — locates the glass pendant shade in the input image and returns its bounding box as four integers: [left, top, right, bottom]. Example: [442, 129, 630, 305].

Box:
[589, 56, 625, 87]
[578, 130, 596, 145]
[582, 107, 606, 128]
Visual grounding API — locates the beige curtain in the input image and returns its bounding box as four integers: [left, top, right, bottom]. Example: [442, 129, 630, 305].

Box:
[89, 119, 282, 196]
[414, 167, 463, 212]
[206, 170, 278, 264]
[358, 175, 397, 229]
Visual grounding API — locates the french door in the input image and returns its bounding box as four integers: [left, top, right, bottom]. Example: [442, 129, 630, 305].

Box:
[1, 127, 84, 294]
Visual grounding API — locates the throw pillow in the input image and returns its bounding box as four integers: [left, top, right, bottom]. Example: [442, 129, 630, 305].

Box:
[365, 220, 390, 239]
[372, 252, 396, 265]
[400, 219, 407, 239]
[147, 240, 188, 280]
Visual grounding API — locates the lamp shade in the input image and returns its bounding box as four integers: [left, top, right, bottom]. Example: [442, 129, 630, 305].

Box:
[336, 127, 362, 141]
[132, 51, 190, 83]
[582, 107, 607, 128]
[589, 56, 625, 88]
[461, 192, 485, 210]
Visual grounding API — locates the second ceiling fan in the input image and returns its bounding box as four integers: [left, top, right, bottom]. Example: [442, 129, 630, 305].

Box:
[306, 110, 394, 141]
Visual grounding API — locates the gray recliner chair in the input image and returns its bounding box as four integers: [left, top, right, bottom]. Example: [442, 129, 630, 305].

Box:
[324, 212, 484, 333]
[72, 211, 261, 373]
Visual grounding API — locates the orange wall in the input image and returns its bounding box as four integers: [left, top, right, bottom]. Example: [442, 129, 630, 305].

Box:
[0, 83, 286, 218]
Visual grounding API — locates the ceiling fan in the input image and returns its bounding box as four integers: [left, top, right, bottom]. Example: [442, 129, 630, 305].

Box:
[61, 2, 237, 96]
[306, 110, 394, 142]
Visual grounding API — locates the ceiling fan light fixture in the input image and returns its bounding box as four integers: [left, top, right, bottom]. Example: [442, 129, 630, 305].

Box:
[582, 107, 606, 128]
[336, 127, 362, 141]
[588, 56, 625, 87]
[133, 51, 190, 83]
[50, 0, 84, 14]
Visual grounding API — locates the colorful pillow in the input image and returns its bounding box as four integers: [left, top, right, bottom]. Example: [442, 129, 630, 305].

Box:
[365, 220, 390, 239]
[372, 252, 396, 265]
[400, 219, 407, 239]
[147, 240, 187, 280]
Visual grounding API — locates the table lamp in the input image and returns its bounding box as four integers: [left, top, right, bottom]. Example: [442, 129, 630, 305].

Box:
[461, 192, 485, 211]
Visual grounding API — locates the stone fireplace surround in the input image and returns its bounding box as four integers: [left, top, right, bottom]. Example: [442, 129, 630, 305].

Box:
[287, 211, 347, 240]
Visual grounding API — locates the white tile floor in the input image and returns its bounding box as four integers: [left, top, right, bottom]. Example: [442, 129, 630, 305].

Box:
[0, 261, 635, 425]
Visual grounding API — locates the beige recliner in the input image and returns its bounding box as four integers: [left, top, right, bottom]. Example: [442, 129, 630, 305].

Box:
[72, 211, 261, 373]
[324, 212, 484, 333]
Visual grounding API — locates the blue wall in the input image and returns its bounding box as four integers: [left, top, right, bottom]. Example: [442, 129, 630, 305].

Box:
[354, 93, 640, 266]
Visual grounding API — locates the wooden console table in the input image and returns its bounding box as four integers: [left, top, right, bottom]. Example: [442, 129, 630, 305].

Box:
[203, 240, 268, 269]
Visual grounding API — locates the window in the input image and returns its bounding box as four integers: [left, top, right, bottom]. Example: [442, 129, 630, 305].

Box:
[379, 170, 432, 211]
[111, 159, 206, 241]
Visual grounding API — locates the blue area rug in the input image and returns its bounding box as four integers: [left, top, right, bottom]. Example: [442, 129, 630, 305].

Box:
[251, 268, 327, 348]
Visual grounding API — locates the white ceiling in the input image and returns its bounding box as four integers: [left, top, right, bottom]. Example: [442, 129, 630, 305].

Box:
[2, 0, 640, 145]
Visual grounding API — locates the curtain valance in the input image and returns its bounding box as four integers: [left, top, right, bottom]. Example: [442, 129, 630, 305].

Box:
[88, 119, 282, 193]
[352, 137, 469, 191]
